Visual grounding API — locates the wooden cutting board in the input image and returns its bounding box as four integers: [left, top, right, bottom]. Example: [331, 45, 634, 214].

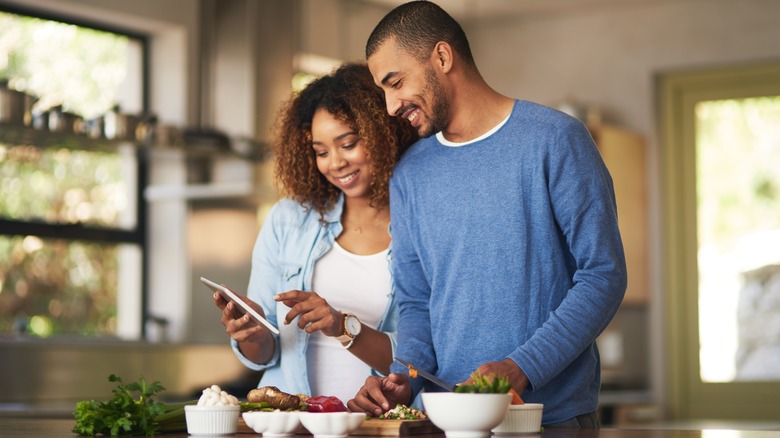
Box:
[238, 417, 441, 436]
[237, 418, 254, 434]
[351, 418, 441, 436]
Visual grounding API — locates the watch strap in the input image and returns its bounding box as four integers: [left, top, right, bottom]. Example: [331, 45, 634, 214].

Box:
[335, 333, 352, 342]
[335, 312, 355, 343]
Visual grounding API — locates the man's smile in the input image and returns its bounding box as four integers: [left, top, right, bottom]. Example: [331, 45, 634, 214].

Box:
[401, 106, 421, 127]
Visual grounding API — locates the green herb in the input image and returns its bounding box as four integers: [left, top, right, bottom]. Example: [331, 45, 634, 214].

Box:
[454, 373, 511, 394]
[239, 401, 272, 412]
[379, 404, 426, 420]
[72, 374, 196, 436]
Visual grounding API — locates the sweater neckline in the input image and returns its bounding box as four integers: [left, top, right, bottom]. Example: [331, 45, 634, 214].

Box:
[435, 103, 514, 147]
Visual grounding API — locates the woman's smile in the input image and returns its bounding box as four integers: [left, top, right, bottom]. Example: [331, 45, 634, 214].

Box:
[337, 170, 360, 186]
[312, 108, 374, 200]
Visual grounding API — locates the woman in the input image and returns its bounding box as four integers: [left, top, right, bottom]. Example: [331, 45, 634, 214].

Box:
[213, 62, 418, 403]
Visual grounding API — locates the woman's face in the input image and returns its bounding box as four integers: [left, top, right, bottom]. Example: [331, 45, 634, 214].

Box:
[311, 108, 374, 200]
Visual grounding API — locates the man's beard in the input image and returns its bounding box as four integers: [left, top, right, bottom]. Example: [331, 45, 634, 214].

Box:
[417, 65, 449, 138]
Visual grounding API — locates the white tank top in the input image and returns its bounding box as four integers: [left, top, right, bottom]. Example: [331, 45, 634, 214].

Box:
[306, 240, 391, 403]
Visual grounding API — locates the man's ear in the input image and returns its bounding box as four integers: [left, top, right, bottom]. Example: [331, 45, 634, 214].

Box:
[432, 41, 454, 74]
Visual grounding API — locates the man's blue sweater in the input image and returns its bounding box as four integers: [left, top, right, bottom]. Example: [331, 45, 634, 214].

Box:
[388, 100, 627, 424]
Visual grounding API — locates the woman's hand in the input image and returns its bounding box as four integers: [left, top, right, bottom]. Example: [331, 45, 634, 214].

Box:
[213, 291, 273, 343]
[274, 290, 342, 337]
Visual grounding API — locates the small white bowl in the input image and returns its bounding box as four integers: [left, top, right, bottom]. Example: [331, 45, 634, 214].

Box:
[492, 403, 544, 434]
[298, 412, 367, 438]
[184, 405, 240, 436]
[242, 410, 302, 437]
[421, 392, 511, 438]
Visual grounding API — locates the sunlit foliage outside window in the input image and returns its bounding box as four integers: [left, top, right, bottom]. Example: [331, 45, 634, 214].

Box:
[0, 12, 128, 118]
[0, 146, 128, 227]
[0, 11, 141, 338]
[696, 96, 780, 382]
[0, 236, 119, 336]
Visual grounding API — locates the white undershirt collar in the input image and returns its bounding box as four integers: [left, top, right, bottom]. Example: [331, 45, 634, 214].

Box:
[435, 112, 511, 147]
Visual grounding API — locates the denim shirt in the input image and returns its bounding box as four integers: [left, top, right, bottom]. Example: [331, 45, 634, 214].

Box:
[230, 194, 398, 395]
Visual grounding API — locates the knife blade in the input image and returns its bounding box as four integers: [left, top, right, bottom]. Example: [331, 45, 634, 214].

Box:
[394, 357, 455, 392]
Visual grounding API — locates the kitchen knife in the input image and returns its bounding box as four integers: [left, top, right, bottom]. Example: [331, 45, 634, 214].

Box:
[394, 357, 455, 392]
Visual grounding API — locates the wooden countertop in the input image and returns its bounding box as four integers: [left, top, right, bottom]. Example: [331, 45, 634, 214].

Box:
[2, 418, 778, 438]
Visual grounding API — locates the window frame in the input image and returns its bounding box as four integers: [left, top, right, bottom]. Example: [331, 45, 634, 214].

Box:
[0, 3, 152, 338]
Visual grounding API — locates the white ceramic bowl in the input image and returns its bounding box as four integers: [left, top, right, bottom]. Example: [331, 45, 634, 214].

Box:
[184, 405, 240, 436]
[298, 412, 367, 438]
[421, 392, 511, 438]
[492, 403, 544, 434]
[242, 410, 302, 437]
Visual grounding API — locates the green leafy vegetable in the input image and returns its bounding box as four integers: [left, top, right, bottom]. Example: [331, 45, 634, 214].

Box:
[72, 374, 195, 436]
[379, 404, 426, 419]
[239, 401, 273, 412]
[454, 373, 511, 394]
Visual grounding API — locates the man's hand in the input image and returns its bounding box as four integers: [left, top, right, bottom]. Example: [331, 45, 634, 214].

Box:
[347, 373, 412, 417]
[464, 358, 529, 395]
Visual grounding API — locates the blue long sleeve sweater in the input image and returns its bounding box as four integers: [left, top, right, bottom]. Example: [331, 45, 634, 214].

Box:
[388, 100, 627, 424]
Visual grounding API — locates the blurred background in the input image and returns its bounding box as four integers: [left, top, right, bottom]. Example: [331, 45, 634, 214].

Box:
[0, 0, 778, 428]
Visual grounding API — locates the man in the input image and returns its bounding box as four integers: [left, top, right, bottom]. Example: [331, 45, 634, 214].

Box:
[347, 1, 626, 428]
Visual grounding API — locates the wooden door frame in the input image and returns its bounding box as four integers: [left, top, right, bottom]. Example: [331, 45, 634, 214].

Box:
[658, 60, 780, 420]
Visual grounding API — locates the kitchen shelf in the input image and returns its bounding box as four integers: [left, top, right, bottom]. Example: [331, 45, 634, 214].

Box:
[600, 390, 654, 406]
[144, 180, 254, 201]
[0, 123, 268, 162]
[0, 122, 123, 152]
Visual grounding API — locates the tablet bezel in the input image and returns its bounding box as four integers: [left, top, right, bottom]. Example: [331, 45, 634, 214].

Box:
[200, 276, 280, 335]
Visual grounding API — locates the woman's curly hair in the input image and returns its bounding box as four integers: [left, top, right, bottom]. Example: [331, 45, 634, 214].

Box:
[272, 62, 418, 218]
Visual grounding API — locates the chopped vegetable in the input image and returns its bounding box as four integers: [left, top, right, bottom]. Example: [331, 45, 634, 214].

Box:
[72, 374, 197, 437]
[454, 373, 512, 394]
[197, 384, 239, 406]
[509, 388, 525, 405]
[247, 386, 304, 410]
[379, 404, 426, 420]
[240, 401, 273, 412]
[306, 395, 347, 412]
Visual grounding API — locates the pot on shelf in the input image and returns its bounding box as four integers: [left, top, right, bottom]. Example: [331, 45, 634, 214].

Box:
[0, 81, 28, 126]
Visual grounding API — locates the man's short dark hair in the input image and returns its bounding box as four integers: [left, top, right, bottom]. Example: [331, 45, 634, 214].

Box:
[366, 1, 476, 69]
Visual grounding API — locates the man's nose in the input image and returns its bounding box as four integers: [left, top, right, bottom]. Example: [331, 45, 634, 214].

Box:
[385, 92, 402, 117]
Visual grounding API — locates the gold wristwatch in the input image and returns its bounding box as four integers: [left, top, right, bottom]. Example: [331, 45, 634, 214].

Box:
[336, 312, 362, 349]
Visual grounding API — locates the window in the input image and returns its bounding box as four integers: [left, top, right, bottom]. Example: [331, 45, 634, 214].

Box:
[659, 61, 780, 420]
[696, 96, 780, 384]
[0, 8, 147, 339]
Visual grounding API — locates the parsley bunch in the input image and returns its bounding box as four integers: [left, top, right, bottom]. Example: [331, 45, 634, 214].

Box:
[73, 374, 181, 436]
[454, 373, 511, 394]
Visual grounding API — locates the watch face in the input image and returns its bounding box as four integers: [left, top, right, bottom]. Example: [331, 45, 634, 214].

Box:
[346, 315, 362, 336]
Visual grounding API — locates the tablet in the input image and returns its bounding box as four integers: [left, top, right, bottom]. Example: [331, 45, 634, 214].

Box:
[200, 276, 279, 335]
